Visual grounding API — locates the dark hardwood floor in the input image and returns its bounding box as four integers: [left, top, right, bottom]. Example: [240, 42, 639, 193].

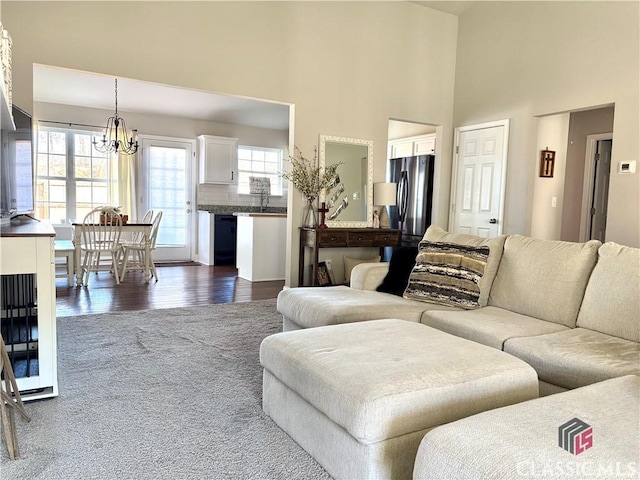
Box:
[55, 264, 285, 317]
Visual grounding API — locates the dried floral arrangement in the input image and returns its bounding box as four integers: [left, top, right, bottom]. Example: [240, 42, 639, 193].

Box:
[281, 146, 341, 201]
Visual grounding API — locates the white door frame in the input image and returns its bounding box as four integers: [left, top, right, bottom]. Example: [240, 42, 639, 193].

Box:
[138, 134, 197, 261]
[449, 119, 510, 235]
[579, 132, 613, 242]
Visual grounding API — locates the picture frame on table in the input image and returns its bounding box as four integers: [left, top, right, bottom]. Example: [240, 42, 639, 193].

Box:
[316, 261, 334, 286]
[324, 259, 336, 285]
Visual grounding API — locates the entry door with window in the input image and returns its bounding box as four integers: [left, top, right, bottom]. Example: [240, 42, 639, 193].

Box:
[450, 121, 509, 238]
[138, 136, 196, 262]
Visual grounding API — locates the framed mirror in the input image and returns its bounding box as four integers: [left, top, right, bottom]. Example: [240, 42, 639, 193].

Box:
[319, 135, 373, 228]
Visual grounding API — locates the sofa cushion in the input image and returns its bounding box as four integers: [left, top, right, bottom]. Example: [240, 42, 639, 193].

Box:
[350, 262, 391, 291]
[576, 242, 640, 342]
[488, 235, 601, 328]
[504, 328, 640, 389]
[376, 246, 418, 296]
[414, 375, 640, 480]
[277, 285, 456, 330]
[404, 241, 490, 309]
[420, 306, 569, 350]
[343, 255, 380, 284]
[422, 225, 506, 306]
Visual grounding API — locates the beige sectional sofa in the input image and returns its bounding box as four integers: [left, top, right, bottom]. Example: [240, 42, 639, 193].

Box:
[267, 226, 639, 479]
[277, 225, 640, 394]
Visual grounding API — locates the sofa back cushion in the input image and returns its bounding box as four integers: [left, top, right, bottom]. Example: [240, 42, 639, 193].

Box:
[421, 225, 506, 307]
[403, 241, 490, 308]
[576, 242, 640, 342]
[488, 235, 601, 327]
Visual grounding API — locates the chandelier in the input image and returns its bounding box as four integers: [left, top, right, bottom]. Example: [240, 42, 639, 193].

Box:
[92, 79, 139, 155]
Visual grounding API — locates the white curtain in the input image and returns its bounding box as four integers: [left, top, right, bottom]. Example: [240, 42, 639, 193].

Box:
[109, 149, 138, 221]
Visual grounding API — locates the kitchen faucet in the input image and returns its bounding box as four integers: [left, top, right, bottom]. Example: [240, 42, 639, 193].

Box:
[260, 190, 270, 212]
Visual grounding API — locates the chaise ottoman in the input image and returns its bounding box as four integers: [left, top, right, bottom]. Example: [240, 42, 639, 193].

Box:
[413, 375, 640, 480]
[260, 319, 539, 480]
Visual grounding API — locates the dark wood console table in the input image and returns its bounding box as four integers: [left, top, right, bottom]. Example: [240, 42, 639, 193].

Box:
[298, 227, 401, 286]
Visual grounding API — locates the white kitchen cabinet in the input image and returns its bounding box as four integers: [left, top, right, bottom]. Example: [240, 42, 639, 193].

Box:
[414, 134, 436, 155]
[235, 213, 286, 281]
[0, 222, 58, 401]
[198, 135, 238, 184]
[389, 140, 414, 159]
[198, 211, 215, 266]
[388, 134, 436, 158]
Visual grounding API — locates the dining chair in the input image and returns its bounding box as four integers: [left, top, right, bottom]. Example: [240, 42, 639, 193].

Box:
[120, 210, 163, 282]
[133, 209, 154, 243]
[79, 206, 123, 286]
[116, 209, 154, 260]
[53, 225, 74, 286]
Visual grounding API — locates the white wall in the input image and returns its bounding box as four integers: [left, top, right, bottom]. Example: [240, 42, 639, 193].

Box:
[531, 113, 570, 240]
[3, 1, 459, 285]
[454, 1, 639, 246]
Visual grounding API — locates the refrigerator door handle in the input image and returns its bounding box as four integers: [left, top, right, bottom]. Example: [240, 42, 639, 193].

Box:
[399, 172, 409, 223]
[396, 174, 403, 217]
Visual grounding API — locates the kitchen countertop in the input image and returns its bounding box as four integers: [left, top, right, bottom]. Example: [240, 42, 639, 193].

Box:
[198, 204, 287, 215]
[234, 212, 287, 218]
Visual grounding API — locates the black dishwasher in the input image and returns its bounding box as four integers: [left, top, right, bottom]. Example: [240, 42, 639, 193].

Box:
[214, 214, 237, 265]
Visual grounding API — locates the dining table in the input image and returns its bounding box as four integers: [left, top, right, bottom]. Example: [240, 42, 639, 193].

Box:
[71, 221, 153, 286]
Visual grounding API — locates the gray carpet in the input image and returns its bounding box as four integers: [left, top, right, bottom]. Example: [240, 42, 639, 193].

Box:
[1, 300, 332, 480]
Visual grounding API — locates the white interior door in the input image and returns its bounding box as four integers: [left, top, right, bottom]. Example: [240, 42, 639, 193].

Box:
[138, 135, 196, 262]
[450, 120, 509, 238]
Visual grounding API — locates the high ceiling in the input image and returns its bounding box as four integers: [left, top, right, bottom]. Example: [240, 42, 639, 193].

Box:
[414, 1, 477, 16]
[33, 3, 474, 131]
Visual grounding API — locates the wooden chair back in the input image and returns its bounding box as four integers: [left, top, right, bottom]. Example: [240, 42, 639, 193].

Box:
[81, 206, 123, 251]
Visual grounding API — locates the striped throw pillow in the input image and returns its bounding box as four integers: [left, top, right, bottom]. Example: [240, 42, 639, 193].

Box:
[403, 241, 490, 309]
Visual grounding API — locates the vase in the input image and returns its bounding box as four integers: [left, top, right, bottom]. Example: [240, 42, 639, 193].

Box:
[303, 197, 318, 228]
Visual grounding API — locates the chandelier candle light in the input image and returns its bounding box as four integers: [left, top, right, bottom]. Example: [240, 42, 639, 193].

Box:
[92, 79, 139, 155]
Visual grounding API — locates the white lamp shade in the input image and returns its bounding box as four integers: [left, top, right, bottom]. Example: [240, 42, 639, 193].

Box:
[373, 182, 397, 206]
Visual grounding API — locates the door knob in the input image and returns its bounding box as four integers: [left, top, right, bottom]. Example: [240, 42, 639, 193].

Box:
[489, 218, 498, 224]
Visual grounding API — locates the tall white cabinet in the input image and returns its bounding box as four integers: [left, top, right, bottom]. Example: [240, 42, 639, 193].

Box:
[198, 135, 239, 184]
[0, 222, 58, 400]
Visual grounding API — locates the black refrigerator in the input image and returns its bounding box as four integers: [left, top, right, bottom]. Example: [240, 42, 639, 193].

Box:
[388, 155, 435, 247]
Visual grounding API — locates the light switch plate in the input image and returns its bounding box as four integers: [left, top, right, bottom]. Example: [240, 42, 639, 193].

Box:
[618, 161, 636, 174]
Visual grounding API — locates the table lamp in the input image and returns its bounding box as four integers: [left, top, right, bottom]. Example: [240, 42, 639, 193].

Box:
[373, 182, 397, 229]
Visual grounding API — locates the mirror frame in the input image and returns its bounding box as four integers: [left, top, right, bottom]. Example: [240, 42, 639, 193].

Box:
[319, 134, 374, 228]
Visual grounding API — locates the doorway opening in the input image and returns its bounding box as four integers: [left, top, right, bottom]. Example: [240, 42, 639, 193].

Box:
[386, 119, 442, 253]
[580, 135, 613, 242]
[560, 105, 615, 242]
